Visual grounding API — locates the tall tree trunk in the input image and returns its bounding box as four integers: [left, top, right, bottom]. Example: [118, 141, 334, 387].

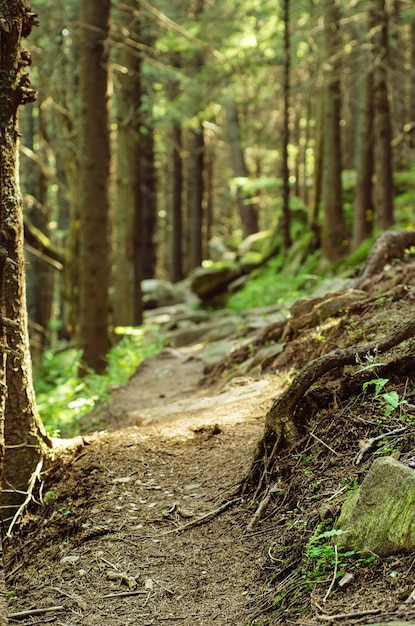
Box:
[113, 0, 143, 327]
[205, 139, 214, 248]
[0, 0, 52, 528]
[280, 0, 291, 251]
[321, 0, 348, 260]
[190, 126, 205, 268]
[371, 0, 394, 230]
[410, 18, 415, 149]
[352, 36, 374, 250]
[141, 127, 157, 279]
[77, 0, 111, 373]
[20, 104, 53, 367]
[309, 93, 323, 242]
[226, 97, 259, 238]
[171, 121, 184, 283]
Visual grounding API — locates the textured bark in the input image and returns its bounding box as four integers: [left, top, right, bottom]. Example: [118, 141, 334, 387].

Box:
[371, 0, 394, 230]
[113, 0, 143, 327]
[226, 97, 258, 238]
[141, 127, 157, 280]
[411, 19, 415, 150]
[280, 0, 291, 251]
[0, 0, 52, 534]
[20, 104, 53, 367]
[321, 0, 348, 260]
[352, 44, 374, 250]
[171, 120, 184, 283]
[77, 0, 111, 373]
[190, 126, 205, 269]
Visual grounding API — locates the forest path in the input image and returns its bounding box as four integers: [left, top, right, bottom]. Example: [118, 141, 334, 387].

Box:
[7, 257, 415, 625]
[5, 341, 288, 625]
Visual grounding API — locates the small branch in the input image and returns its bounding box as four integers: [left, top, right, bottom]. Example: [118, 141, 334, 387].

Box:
[323, 544, 338, 603]
[8, 605, 64, 619]
[102, 590, 148, 599]
[246, 484, 281, 532]
[160, 498, 241, 535]
[354, 426, 407, 465]
[317, 607, 381, 621]
[6, 458, 43, 537]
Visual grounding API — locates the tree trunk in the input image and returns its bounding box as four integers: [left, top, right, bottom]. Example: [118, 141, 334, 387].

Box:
[280, 0, 291, 252]
[371, 0, 394, 230]
[309, 93, 323, 242]
[20, 103, 53, 368]
[0, 0, 52, 533]
[226, 97, 259, 238]
[77, 0, 111, 373]
[171, 121, 184, 283]
[321, 0, 348, 260]
[410, 18, 415, 149]
[141, 127, 157, 280]
[352, 35, 374, 250]
[113, 0, 143, 327]
[190, 126, 205, 269]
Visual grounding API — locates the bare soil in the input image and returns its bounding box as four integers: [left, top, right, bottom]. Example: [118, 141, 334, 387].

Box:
[4, 259, 415, 626]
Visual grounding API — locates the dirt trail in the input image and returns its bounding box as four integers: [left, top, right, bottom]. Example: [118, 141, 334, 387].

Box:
[4, 345, 286, 625]
[6, 260, 415, 625]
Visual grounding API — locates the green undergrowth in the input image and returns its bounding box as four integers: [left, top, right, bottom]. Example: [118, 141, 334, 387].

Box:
[34, 326, 163, 438]
[227, 239, 332, 311]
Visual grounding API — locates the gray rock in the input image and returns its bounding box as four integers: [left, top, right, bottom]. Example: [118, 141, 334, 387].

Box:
[142, 279, 199, 309]
[190, 265, 242, 300]
[336, 457, 415, 555]
[167, 318, 241, 348]
[311, 276, 357, 297]
[199, 340, 238, 368]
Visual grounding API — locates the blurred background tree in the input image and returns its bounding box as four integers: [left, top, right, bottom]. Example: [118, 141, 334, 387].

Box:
[19, 0, 415, 371]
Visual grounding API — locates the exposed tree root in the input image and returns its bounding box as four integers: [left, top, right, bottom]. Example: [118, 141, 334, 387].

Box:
[241, 318, 415, 497]
[357, 229, 415, 283]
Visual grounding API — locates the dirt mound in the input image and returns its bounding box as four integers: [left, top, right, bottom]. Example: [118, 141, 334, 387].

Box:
[4, 257, 415, 625]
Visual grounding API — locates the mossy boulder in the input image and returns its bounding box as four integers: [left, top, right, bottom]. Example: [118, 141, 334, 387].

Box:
[190, 264, 242, 301]
[336, 457, 415, 555]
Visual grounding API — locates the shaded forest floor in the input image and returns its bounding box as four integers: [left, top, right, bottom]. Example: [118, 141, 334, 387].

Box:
[5, 256, 415, 625]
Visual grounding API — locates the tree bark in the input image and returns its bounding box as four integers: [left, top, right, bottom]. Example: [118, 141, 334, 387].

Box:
[141, 127, 157, 280]
[321, 0, 348, 260]
[226, 97, 258, 238]
[190, 125, 205, 269]
[77, 0, 111, 373]
[352, 35, 374, 250]
[113, 0, 143, 327]
[170, 120, 184, 283]
[371, 0, 394, 230]
[20, 104, 53, 368]
[280, 0, 291, 252]
[0, 0, 52, 533]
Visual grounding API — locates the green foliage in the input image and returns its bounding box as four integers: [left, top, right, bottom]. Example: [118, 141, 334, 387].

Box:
[304, 523, 376, 583]
[356, 353, 408, 418]
[227, 243, 322, 311]
[35, 327, 163, 437]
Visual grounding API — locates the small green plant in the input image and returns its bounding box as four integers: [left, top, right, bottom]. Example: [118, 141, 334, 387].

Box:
[57, 499, 73, 516]
[43, 490, 56, 505]
[362, 377, 406, 417]
[355, 352, 408, 418]
[304, 523, 376, 584]
[35, 326, 163, 437]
